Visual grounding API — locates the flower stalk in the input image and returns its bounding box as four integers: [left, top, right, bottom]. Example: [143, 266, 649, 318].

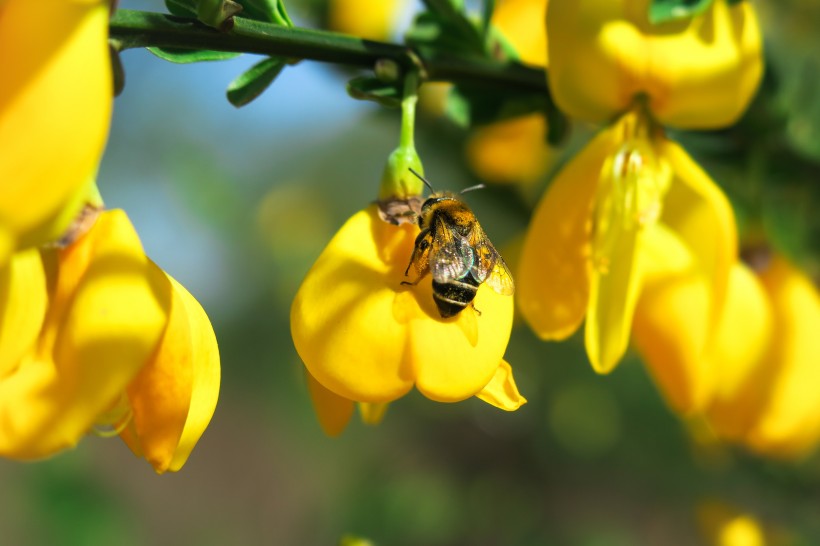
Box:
[108, 9, 549, 93]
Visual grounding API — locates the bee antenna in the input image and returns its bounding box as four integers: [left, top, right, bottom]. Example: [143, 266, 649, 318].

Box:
[460, 183, 485, 194]
[408, 168, 435, 193]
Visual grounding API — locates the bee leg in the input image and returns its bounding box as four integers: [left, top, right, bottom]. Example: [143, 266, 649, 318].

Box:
[470, 302, 482, 316]
[400, 276, 423, 287]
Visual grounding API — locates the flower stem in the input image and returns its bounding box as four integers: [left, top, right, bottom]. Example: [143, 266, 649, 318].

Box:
[399, 71, 419, 151]
[109, 9, 548, 92]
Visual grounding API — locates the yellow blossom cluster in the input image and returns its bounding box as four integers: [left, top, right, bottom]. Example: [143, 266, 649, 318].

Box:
[0, 0, 219, 472]
[300, 0, 820, 459]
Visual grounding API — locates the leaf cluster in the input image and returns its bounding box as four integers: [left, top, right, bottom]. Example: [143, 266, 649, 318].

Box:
[151, 0, 293, 107]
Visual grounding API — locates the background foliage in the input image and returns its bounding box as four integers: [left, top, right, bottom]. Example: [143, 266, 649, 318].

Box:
[2, 0, 819, 544]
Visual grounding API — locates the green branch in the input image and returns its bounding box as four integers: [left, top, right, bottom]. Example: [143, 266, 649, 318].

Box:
[109, 9, 548, 93]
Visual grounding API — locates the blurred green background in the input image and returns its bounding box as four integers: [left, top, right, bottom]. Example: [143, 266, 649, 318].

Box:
[1, 1, 819, 544]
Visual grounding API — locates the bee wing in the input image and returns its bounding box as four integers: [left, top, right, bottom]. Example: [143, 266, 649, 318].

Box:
[430, 236, 474, 283]
[471, 238, 515, 296]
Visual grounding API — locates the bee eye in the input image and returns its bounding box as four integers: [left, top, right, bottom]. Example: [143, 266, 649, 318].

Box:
[419, 240, 429, 250]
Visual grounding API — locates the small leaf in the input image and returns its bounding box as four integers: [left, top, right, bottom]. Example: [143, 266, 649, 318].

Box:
[481, 0, 495, 37]
[407, 0, 485, 56]
[165, 0, 197, 17]
[236, 0, 293, 25]
[227, 56, 287, 107]
[147, 47, 242, 63]
[648, 0, 714, 24]
[347, 77, 402, 108]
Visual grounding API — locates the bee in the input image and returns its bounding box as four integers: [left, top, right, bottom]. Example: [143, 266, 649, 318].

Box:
[402, 168, 514, 318]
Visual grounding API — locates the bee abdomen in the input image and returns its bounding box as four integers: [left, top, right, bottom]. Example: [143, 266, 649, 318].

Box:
[432, 277, 479, 318]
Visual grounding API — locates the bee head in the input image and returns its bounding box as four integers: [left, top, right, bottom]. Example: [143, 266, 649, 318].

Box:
[420, 192, 457, 214]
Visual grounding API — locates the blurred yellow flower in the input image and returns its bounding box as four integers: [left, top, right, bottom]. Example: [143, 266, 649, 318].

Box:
[636, 250, 820, 459]
[326, 0, 407, 41]
[518, 109, 736, 376]
[547, 0, 763, 128]
[493, 0, 549, 66]
[698, 500, 766, 546]
[0, 209, 220, 471]
[708, 255, 820, 459]
[466, 114, 553, 187]
[0, 0, 112, 265]
[291, 205, 525, 436]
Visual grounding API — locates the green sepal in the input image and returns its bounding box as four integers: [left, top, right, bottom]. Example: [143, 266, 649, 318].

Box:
[445, 83, 569, 145]
[197, 0, 243, 29]
[347, 77, 402, 108]
[147, 47, 242, 63]
[226, 56, 288, 107]
[379, 147, 425, 200]
[647, 0, 714, 24]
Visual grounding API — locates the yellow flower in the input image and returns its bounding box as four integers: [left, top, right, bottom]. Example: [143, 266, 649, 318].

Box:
[518, 109, 736, 377]
[547, 0, 763, 128]
[291, 205, 525, 436]
[0, 0, 112, 264]
[0, 210, 220, 471]
[0, 210, 168, 460]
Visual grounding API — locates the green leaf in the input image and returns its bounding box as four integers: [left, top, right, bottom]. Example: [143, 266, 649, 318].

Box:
[347, 77, 402, 108]
[236, 0, 293, 25]
[647, 0, 714, 24]
[147, 47, 242, 63]
[481, 0, 495, 37]
[407, 0, 485, 57]
[227, 56, 287, 107]
[165, 0, 197, 17]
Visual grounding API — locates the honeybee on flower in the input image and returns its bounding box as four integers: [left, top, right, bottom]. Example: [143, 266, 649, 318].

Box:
[403, 169, 515, 318]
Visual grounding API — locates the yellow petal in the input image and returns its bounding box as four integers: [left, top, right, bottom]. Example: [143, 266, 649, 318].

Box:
[492, 0, 549, 66]
[291, 207, 415, 402]
[744, 257, 820, 458]
[306, 370, 354, 437]
[633, 227, 717, 414]
[518, 124, 621, 340]
[475, 360, 527, 411]
[410, 279, 513, 402]
[547, 0, 763, 128]
[465, 114, 553, 186]
[358, 402, 389, 425]
[0, 0, 112, 260]
[585, 222, 642, 373]
[658, 138, 737, 341]
[0, 210, 169, 459]
[120, 266, 220, 473]
[0, 249, 47, 377]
